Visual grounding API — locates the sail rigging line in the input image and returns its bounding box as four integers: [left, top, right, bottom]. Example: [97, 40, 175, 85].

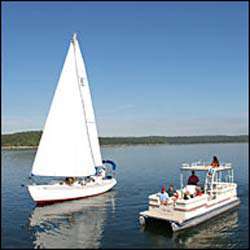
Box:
[72, 35, 96, 169]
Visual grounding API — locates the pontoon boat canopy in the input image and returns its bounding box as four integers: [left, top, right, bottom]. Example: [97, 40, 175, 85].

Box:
[181, 163, 232, 171]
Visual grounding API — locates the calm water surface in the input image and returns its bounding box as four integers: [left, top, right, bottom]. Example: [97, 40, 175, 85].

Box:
[2, 143, 249, 248]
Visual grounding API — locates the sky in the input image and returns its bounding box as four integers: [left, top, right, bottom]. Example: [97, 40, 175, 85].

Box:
[2, 2, 248, 136]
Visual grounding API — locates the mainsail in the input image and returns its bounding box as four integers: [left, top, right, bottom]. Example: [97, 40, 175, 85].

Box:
[31, 34, 102, 177]
[73, 35, 103, 167]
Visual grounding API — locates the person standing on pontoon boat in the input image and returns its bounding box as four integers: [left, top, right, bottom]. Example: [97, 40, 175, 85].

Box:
[210, 155, 220, 167]
[159, 185, 169, 205]
[187, 170, 199, 185]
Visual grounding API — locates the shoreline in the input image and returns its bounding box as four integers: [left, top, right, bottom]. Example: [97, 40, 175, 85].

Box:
[2, 141, 248, 150]
[2, 146, 38, 150]
[2, 132, 248, 149]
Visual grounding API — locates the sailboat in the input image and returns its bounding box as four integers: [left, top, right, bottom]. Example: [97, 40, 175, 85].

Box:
[27, 33, 117, 206]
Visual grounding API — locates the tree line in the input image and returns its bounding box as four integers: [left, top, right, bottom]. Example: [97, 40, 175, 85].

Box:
[1, 131, 248, 147]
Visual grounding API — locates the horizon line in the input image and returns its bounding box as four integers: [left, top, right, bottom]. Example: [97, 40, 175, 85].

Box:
[1, 130, 248, 137]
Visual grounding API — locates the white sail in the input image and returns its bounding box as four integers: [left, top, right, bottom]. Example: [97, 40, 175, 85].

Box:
[32, 34, 99, 177]
[73, 36, 103, 167]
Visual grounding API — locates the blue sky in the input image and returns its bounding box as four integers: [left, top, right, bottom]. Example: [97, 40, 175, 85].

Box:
[2, 2, 248, 136]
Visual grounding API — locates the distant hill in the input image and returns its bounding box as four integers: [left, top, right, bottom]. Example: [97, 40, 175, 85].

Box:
[1, 131, 248, 148]
[2, 131, 42, 147]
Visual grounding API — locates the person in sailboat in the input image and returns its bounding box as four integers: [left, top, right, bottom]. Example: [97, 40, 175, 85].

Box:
[96, 167, 106, 179]
[65, 177, 77, 185]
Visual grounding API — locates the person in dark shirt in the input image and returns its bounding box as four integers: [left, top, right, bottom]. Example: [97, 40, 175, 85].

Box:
[188, 170, 199, 185]
[167, 184, 176, 197]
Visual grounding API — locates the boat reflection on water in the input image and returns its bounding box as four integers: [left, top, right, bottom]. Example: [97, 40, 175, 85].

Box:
[29, 191, 116, 248]
[173, 209, 239, 248]
[142, 209, 239, 248]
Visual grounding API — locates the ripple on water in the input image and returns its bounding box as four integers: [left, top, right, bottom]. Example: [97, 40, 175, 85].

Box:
[2, 144, 249, 248]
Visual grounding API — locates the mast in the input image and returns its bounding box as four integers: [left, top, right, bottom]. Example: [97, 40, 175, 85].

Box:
[71, 33, 103, 167]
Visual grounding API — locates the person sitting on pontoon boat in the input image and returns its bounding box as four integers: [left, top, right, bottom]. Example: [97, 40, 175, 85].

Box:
[210, 155, 220, 167]
[195, 185, 203, 196]
[159, 185, 169, 205]
[167, 184, 176, 197]
[188, 170, 199, 185]
[168, 184, 180, 201]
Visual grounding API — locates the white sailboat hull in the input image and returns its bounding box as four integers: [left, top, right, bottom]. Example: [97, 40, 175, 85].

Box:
[28, 178, 117, 206]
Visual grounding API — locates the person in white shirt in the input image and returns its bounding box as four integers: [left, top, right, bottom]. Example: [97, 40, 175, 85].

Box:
[159, 185, 169, 205]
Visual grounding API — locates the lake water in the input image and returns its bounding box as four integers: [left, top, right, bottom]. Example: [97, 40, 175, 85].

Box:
[1, 143, 249, 248]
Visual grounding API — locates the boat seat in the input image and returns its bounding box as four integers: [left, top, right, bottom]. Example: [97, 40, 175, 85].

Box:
[184, 185, 196, 195]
